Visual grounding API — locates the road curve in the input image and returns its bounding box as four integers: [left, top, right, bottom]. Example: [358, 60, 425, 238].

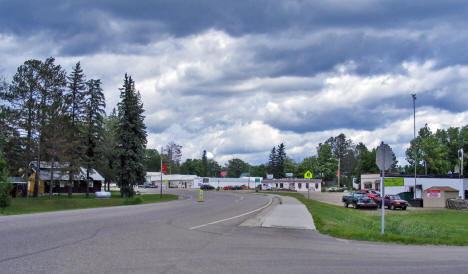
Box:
[0, 190, 467, 274]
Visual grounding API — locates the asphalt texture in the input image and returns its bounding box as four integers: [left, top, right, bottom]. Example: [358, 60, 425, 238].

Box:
[1, 190, 468, 274]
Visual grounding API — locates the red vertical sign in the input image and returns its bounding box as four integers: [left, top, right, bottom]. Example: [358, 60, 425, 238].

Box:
[162, 164, 167, 174]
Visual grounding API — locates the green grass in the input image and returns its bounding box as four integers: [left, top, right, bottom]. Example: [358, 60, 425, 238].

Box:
[0, 191, 178, 216]
[269, 192, 468, 246]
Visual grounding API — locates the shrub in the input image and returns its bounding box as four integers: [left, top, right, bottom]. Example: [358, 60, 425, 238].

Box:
[0, 182, 13, 212]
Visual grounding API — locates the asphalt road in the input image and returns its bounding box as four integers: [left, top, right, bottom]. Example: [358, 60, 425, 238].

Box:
[0, 190, 467, 274]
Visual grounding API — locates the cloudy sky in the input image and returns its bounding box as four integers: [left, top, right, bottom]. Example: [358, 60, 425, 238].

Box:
[1, 1, 467, 166]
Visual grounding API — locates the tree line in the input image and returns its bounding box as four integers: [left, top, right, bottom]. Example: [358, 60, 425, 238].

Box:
[164, 125, 467, 188]
[0, 58, 147, 198]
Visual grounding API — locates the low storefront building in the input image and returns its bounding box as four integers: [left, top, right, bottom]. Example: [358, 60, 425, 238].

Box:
[423, 186, 459, 208]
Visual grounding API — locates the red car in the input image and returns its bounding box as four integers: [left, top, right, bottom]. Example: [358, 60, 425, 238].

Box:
[223, 186, 232, 190]
[384, 195, 408, 210]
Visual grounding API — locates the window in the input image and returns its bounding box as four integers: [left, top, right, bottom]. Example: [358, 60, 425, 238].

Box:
[315, 183, 319, 189]
[306, 183, 309, 189]
[298, 183, 302, 189]
[280, 183, 283, 188]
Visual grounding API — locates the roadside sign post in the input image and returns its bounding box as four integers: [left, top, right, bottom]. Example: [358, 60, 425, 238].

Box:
[376, 142, 394, 235]
[304, 171, 313, 200]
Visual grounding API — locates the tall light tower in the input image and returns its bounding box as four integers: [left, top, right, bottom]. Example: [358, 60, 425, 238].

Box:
[411, 94, 417, 199]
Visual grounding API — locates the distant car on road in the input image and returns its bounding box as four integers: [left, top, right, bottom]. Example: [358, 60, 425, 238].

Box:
[223, 186, 232, 190]
[231, 186, 242, 190]
[384, 195, 408, 210]
[200, 185, 215, 190]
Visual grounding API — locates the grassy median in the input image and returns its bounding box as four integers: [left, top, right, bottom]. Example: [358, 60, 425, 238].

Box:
[1, 192, 178, 216]
[271, 192, 468, 246]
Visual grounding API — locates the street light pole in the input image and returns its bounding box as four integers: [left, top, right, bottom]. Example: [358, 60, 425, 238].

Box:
[412, 93, 417, 199]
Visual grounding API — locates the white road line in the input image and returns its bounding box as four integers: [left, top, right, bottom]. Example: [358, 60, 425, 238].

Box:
[189, 196, 273, 230]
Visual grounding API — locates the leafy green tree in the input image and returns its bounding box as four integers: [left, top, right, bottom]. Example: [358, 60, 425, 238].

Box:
[180, 159, 203, 176]
[83, 79, 105, 197]
[317, 143, 337, 181]
[144, 148, 161, 172]
[207, 159, 222, 177]
[297, 156, 319, 178]
[0, 152, 13, 212]
[226, 158, 249, 178]
[284, 157, 297, 176]
[250, 164, 267, 178]
[97, 110, 118, 191]
[116, 74, 147, 197]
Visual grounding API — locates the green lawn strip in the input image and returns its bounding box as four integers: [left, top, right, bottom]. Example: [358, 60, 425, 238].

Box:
[1, 192, 178, 216]
[267, 192, 468, 246]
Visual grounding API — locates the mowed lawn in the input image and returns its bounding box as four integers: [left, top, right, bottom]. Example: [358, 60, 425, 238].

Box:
[272, 192, 468, 246]
[1, 192, 178, 216]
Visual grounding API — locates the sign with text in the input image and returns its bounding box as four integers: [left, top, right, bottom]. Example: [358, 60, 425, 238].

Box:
[427, 190, 441, 198]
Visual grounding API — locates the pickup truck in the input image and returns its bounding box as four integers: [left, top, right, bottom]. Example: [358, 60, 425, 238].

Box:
[342, 192, 378, 209]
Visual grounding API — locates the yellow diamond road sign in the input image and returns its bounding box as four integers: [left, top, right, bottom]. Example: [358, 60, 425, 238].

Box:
[304, 170, 313, 179]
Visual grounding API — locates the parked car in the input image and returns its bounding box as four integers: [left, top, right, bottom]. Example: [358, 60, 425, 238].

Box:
[200, 185, 215, 190]
[240, 185, 248, 189]
[384, 195, 408, 210]
[223, 186, 232, 190]
[231, 186, 242, 190]
[342, 192, 378, 209]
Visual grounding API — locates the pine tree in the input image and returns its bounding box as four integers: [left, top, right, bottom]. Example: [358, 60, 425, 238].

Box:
[65, 62, 87, 198]
[83, 79, 105, 198]
[116, 74, 147, 197]
[201, 150, 208, 177]
[276, 143, 286, 178]
[268, 147, 277, 177]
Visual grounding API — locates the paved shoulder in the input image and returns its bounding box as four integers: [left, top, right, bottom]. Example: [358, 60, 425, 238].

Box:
[242, 194, 316, 230]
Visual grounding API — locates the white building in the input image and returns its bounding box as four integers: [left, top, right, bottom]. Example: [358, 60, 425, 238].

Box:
[146, 172, 198, 188]
[262, 179, 322, 192]
[361, 173, 467, 199]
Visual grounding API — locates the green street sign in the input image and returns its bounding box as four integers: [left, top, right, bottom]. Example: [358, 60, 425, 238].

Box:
[255, 178, 260, 183]
[304, 170, 313, 179]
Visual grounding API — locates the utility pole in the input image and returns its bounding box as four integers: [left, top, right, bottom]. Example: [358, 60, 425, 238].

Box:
[412, 93, 417, 199]
[160, 146, 163, 198]
[337, 157, 340, 188]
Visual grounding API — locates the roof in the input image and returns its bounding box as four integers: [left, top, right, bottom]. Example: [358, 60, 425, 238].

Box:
[425, 186, 459, 192]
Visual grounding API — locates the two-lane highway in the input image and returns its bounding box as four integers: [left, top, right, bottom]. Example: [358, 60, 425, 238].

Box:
[1, 190, 468, 274]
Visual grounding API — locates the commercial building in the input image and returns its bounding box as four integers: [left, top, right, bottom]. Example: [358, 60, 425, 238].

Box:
[262, 178, 322, 192]
[145, 172, 198, 188]
[361, 173, 467, 199]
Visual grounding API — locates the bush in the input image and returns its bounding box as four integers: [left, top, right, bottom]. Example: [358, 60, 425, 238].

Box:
[123, 196, 144, 205]
[0, 182, 13, 212]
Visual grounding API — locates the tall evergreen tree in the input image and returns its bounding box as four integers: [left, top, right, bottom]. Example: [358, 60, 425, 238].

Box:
[83, 79, 105, 197]
[268, 147, 277, 177]
[201, 150, 208, 177]
[116, 74, 147, 197]
[65, 62, 87, 197]
[276, 143, 286, 178]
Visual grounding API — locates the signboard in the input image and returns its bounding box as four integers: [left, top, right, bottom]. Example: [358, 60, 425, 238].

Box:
[255, 178, 260, 183]
[162, 164, 167, 174]
[266, 174, 273, 179]
[202, 178, 209, 184]
[286, 173, 293, 178]
[304, 171, 313, 179]
[384, 178, 404, 186]
[427, 190, 441, 198]
[220, 171, 227, 178]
